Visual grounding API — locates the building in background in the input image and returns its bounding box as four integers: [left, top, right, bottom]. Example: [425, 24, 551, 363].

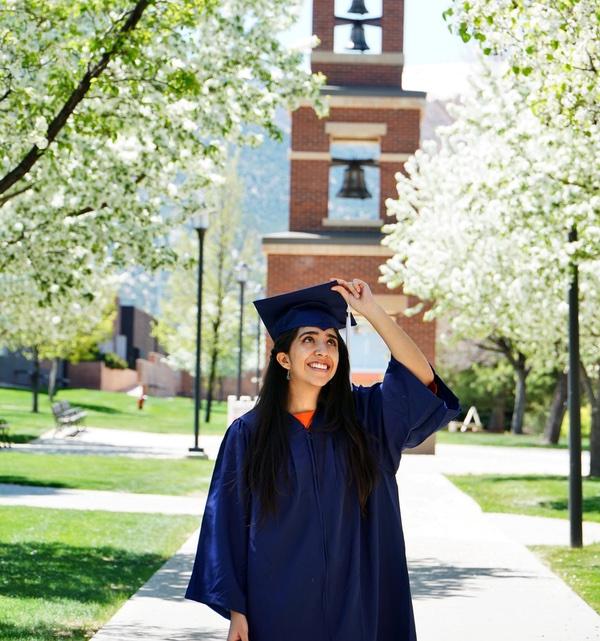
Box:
[263, 0, 436, 386]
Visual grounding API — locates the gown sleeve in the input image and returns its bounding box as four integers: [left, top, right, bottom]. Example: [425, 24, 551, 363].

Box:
[352, 355, 462, 473]
[184, 417, 250, 619]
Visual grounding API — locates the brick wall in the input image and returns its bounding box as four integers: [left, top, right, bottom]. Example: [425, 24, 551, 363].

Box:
[312, 64, 403, 87]
[266, 254, 436, 364]
[312, 0, 405, 54]
[290, 107, 420, 231]
[311, 0, 405, 87]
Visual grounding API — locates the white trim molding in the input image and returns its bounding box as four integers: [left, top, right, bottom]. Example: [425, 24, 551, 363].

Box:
[321, 218, 382, 228]
[311, 52, 404, 66]
[262, 243, 393, 257]
[325, 121, 387, 139]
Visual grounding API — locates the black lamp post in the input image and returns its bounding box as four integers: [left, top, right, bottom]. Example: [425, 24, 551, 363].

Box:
[567, 224, 582, 547]
[189, 212, 209, 454]
[236, 262, 249, 398]
[254, 286, 264, 396]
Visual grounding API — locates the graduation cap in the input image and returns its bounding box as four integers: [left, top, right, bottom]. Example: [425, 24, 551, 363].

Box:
[253, 280, 358, 382]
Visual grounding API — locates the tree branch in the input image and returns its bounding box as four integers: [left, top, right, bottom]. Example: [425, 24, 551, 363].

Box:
[0, 182, 35, 207]
[0, 0, 152, 197]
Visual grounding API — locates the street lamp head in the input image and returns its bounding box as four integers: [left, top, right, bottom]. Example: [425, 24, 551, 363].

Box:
[237, 262, 249, 284]
[192, 212, 210, 230]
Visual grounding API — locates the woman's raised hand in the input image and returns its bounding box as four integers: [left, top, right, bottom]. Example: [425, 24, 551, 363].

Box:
[330, 278, 377, 315]
[228, 610, 249, 641]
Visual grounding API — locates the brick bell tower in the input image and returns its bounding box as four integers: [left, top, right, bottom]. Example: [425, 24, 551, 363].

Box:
[262, 0, 436, 385]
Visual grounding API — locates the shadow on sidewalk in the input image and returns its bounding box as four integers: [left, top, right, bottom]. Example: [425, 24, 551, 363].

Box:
[409, 556, 539, 599]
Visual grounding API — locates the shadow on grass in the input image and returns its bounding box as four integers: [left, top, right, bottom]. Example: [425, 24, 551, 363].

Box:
[0, 621, 96, 641]
[62, 402, 121, 414]
[0, 541, 166, 603]
[542, 495, 600, 514]
[3, 434, 42, 444]
[0, 476, 73, 489]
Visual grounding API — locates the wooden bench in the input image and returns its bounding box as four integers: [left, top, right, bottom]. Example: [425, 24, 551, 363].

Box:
[52, 401, 87, 437]
[0, 419, 10, 448]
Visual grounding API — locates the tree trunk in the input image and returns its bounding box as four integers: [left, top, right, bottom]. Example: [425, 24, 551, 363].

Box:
[543, 370, 568, 445]
[488, 395, 506, 432]
[204, 347, 219, 424]
[31, 347, 40, 414]
[581, 363, 600, 478]
[511, 356, 528, 434]
[590, 402, 600, 478]
[48, 358, 59, 403]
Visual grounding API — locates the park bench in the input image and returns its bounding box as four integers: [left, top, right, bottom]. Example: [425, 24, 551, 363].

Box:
[0, 419, 10, 448]
[52, 401, 87, 437]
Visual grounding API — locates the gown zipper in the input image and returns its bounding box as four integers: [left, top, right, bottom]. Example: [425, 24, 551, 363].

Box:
[306, 428, 332, 641]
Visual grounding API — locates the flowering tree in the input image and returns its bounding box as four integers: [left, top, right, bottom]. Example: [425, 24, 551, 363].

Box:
[153, 149, 260, 421]
[444, 0, 599, 136]
[0, 270, 121, 411]
[0, 0, 326, 299]
[380, 59, 600, 470]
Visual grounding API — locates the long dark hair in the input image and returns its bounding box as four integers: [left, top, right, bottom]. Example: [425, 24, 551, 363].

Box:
[244, 326, 380, 527]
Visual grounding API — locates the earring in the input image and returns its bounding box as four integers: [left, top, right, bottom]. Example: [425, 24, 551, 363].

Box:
[286, 369, 291, 381]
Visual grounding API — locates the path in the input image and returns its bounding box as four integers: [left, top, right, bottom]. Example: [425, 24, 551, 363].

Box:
[4, 429, 598, 639]
[0, 483, 205, 515]
[87, 459, 600, 641]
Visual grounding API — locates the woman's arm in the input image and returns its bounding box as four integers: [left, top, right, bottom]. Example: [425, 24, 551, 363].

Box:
[330, 278, 434, 386]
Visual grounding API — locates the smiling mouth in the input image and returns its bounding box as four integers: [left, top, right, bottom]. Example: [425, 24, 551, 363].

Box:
[307, 362, 330, 372]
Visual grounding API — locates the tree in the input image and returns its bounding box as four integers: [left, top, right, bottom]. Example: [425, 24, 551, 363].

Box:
[380, 58, 600, 462]
[0, 0, 326, 299]
[444, 0, 599, 136]
[153, 147, 259, 421]
[0, 270, 120, 411]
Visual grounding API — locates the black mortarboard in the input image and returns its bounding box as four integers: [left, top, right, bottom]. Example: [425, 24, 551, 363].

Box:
[253, 280, 357, 342]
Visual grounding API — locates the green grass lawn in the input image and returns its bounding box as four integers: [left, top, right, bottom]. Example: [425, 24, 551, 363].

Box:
[446, 473, 600, 522]
[0, 451, 215, 495]
[0, 505, 199, 641]
[436, 428, 590, 451]
[0, 386, 228, 443]
[531, 543, 600, 615]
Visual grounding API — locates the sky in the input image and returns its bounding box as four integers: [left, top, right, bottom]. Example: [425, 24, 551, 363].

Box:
[281, 0, 479, 99]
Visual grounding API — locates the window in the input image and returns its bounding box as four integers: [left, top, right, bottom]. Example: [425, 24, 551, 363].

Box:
[328, 140, 380, 221]
[342, 316, 390, 373]
[333, 0, 382, 55]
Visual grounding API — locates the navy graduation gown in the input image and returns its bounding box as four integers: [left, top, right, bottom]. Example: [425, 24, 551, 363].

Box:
[185, 355, 461, 641]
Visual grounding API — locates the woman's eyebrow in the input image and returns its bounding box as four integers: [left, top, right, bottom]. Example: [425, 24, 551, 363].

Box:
[299, 330, 338, 341]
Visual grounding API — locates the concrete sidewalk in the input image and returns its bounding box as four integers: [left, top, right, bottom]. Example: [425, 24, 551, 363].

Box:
[0, 483, 205, 515]
[87, 459, 600, 641]
[10, 427, 223, 459]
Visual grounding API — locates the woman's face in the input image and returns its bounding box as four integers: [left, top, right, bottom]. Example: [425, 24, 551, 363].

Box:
[278, 326, 339, 387]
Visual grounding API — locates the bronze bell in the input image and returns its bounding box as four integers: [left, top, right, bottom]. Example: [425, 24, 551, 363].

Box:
[337, 161, 372, 199]
[346, 22, 369, 51]
[347, 0, 369, 14]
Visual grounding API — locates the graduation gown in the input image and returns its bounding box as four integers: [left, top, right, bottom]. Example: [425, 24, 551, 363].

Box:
[185, 355, 461, 641]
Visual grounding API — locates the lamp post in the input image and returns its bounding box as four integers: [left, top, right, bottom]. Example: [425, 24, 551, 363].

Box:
[255, 286, 264, 396]
[568, 224, 582, 547]
[236, 262, 249, 398]
[189, 212, 209, 454]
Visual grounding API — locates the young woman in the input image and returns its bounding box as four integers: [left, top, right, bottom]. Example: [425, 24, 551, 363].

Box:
[185, 277, 461, 641]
